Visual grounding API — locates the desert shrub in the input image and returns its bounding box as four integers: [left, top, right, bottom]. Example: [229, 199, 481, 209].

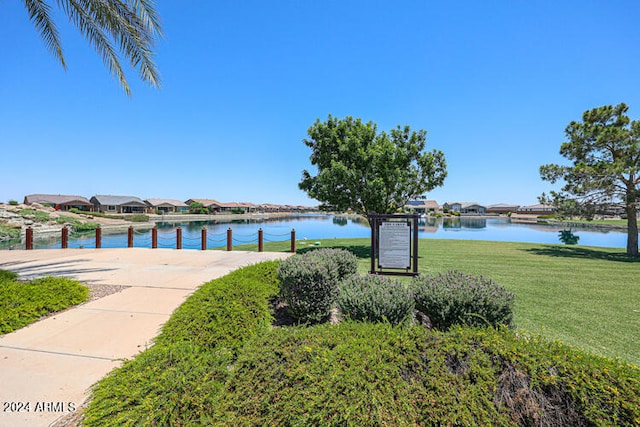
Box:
[412, 270, 514, 330]
[8, 200, 18, 205]
[0, 224, 20, 240]
[337, 274, 414, 325]
[72, 221, 100, 232]
[128, 214, 149, 222]
[304, 248, 358, 280]
[19, 208, 50, 222]
[277, 254, 339, 323]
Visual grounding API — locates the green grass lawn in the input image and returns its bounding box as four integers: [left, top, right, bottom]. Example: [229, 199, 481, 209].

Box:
[225, 238, 640, 366]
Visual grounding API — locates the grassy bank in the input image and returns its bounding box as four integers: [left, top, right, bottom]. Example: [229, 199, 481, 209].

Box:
[225, 238, 640, 365]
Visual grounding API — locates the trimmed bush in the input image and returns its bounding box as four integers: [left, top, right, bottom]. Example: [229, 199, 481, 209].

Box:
[304, 248, 358, 280]
[337, 274, 414, 325]
[277, 254, 339, 323]
[412, 270, 515, 330]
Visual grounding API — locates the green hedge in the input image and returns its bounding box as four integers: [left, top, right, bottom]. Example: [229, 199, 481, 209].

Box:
[83, 261, 281, 426]
[0, 272, 88, 334]
[217, 324, 640, 426]
[82, 261, 640, 426]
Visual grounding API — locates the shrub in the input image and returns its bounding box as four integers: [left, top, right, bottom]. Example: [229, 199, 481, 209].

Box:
[72, 221, 100, 232]
[216, 324, 640, 426]
[84, 261, 282, 426]
[0, 269, 18, 283]
[412, 270, 514, 330]
[0, 224, 20, 240]
[337, 274, 414, 325]
[0, 275, 88, 334]
[8, 200, 18, 205]
[277, 254, 339, 323]
[19, 208, 50, 222]
[128, 214, 149, 222]
[303, 248, 358, 280]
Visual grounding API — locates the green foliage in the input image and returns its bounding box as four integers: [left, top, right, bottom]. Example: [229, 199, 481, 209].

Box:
[18, 208, 50, 222]
[154, 261, 280, 350]
[558, 229, 580, 245]
[128, 214, 149, 222]
[218, 237, 640, 365]
[0, 270, 19, 283]
[84, 261, 281, 426]
[216, 323, 640, 426]
[299, 115, 447, 215]
[55, 215, 99, 233]
[540, 102, 640, 256]
[337, 274, 414, 325]
[303, 247, 358, 280]
[412, 270, 515, 330]
[82, 259, 640, 426]
[22, 0, 162, 96]
[8, 200, 18, 205]
[277, 254, 339, 323]
[0, 273, 88, 334]
[189, 202, 209, 214]
[0, 224, 20, 240]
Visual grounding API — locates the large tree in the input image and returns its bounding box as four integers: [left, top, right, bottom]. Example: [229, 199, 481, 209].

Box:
[540, 103, 640, 257]
[21, 0, 162, 95]
[299, 115, 447, 217]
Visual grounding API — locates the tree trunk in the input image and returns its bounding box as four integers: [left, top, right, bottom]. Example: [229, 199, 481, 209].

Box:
[626, 188, 639, 257]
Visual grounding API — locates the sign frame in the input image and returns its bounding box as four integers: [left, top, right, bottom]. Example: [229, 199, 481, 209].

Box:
[368, 213, 419, 276]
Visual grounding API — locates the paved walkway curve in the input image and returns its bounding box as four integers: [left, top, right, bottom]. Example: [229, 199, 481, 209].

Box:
[0, 248, 291, 427]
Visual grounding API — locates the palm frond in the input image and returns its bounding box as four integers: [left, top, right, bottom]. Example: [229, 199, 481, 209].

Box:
[22, 0, 66, 68]
[23, 0, 162, 95]
[60, 0, 131, 95]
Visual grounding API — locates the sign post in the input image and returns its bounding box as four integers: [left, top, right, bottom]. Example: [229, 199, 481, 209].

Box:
[369, 213, 419, 276]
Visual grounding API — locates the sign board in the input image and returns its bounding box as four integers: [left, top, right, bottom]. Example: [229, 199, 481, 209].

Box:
[379, 221, 410, 269]
[368, 213, 419, 276]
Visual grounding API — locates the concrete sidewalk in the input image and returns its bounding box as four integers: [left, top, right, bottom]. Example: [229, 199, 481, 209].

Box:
[0, 248, 291, 427]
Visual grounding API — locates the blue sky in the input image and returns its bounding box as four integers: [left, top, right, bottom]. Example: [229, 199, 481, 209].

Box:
[2, 1, 640, 207]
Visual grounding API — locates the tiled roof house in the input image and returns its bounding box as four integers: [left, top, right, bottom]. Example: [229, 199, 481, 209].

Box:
[90, 195, 148, 214]
[24, 194, 93, 211]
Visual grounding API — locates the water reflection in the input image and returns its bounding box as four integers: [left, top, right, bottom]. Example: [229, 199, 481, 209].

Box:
[0, 214, 629, 250]
[558, 229, 580, 245]
[333, 216, 348, 226]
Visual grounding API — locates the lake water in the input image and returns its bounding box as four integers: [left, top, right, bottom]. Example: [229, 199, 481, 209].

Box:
[7, 214, 630, 250]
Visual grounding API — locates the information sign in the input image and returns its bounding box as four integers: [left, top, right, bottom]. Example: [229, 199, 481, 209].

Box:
[368, 213, 419, 277]
[379, 221, 410, 268]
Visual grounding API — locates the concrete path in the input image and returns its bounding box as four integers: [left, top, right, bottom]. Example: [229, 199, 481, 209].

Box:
[0, 248, 291, 427]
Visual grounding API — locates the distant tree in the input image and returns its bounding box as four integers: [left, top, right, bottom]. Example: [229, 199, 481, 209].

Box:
[189, 202, 207, 214]
[21, 0, 162, 95]
[299, 115, 447, 217]
[540, 103, 640, 257]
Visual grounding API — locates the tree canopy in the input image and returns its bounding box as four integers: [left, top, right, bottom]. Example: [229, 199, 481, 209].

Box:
[21, 0, 162, 95]
[299, 115, 447, 217]
[540, 103, 640, 257]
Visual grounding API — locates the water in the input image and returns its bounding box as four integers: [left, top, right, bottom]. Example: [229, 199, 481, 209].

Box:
[1, 214, 630, 250]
